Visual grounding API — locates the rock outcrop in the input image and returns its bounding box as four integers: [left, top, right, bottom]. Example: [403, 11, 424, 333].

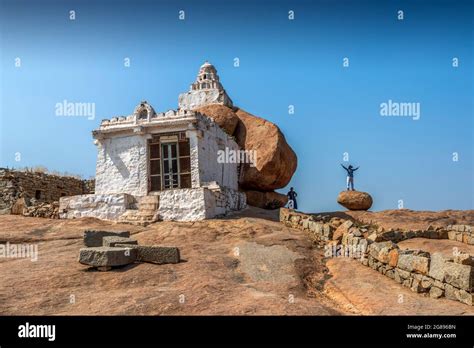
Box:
[337, 191, 373, 211]
[196, 104, 239, 135]
[196, 104, 297, 208]
[234, 108, 297, 191]
[244, 190, 288, 209]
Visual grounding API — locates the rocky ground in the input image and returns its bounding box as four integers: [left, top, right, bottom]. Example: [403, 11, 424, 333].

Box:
[0, 208, 473, 315]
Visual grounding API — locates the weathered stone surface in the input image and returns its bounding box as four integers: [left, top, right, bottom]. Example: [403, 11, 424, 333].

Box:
[196, 104, 239, 136]
[367, 232, 383, 242]
[333, 220, 353, 241]
[397, 250, 430, 274]
[78, 247, 137, 267]
[445, 284, 474, 306]
[83, 230, 130, 247]
[233, 107, 297, 191]
[115, 244, 180, 264]
[428, 253, 447, 281]
[444, 262, 473, 291]
[102, 236, 138, 247]
[388, 249, 399, 267]
[429, 286, 444, 299]
[243, 190, 287, 209]
[337, 191, 373, 211]
[60, 193, 135, 221]
[368, 241, 397, 263]
[11, 197, 27, 215]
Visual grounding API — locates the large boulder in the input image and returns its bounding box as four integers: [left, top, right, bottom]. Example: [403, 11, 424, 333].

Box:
[234, 108, 297, 191]
[337, 191, 373, 211]
[196, 104, 297, 192]
[196, 104, 239, 135]
[244, 190, 287, 209]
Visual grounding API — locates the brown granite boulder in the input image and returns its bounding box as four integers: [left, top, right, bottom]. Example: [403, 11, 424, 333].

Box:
[196, 104, 239, 135]
[244, 190, 288, 209]
[233, 108, 297, 191]
[337, 191, 373, 211]
[196, 104, 298, 193]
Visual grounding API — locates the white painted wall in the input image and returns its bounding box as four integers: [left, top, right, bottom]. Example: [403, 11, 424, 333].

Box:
[95, 134, 148, 196]
[59, 193, 134, 220]
[196, 119, 239, 190]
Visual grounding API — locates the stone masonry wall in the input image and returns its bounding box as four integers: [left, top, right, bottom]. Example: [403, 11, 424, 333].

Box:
[280, 208, 474, 306]
[0, 168, 94, 214]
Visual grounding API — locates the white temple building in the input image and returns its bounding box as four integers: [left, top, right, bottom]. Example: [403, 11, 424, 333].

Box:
[59, 62, 246, 223]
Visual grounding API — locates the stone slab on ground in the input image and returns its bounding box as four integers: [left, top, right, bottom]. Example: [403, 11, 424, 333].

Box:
[115, 244, 180, 264]
[78, 247, 137, 267]
[83, 230, 130, 247]
[102, 236, 138, 247]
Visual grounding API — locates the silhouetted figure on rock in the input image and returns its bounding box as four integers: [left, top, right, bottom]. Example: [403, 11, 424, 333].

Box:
[287, 187, 298, 210]
[341, 164, 359, 191]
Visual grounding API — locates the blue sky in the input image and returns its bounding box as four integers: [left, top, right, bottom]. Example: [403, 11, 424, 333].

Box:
[1, 0, 472, 211]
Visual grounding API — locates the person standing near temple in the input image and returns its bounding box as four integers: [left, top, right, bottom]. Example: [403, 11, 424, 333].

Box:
[287, 187, 298, 210]
[341, 164, 359, 191]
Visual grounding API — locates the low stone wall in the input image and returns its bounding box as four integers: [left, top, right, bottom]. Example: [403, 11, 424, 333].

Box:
[280, 208, 474, 306]
[0, 168, 95, 215]
[447, 225, 474, 245]
[59, 194, 135, 221]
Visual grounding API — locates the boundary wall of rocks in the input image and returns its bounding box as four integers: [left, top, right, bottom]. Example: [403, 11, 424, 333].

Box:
[280, 208, 474, 306]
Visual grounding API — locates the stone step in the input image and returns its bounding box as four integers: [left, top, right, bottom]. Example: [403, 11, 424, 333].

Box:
[139, 195, 160, 204]
[138, 202, 159, 210]
[119, 209, 157, 227]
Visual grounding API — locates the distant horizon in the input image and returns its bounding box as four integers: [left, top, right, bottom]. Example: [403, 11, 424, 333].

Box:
[1, 0, 472, 212]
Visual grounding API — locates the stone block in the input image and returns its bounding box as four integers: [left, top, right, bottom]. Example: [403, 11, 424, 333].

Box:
[333, 220, 353, 241]
[83, 230, 130, 247]
[396, 268, 411, 280]
[429, 286, 444, 299]
[115, 244, 180, 264]
[420, 276, 433, 289]
[102, 236, 138, 247]
[447, 231, 457, 241]
[388, 249, 399, 267]
[430, 253, 473, 290]
[397, 250, 430, 274]
[78, 247, 137, 267]
[444, 284, 474, 306]
[368, 241, 397, 264]
[367, 232, 383, 242]
[444, 262, 473, 291]
[429, 253, 447, 281]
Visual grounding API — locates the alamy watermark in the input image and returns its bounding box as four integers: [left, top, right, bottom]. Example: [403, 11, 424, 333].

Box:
[55, 99, 96, 120]
[324, 244, 367, 259]
[0, 242, 38, 261]
[217, 147, 257, 167]
[380, 99, 420, 120]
